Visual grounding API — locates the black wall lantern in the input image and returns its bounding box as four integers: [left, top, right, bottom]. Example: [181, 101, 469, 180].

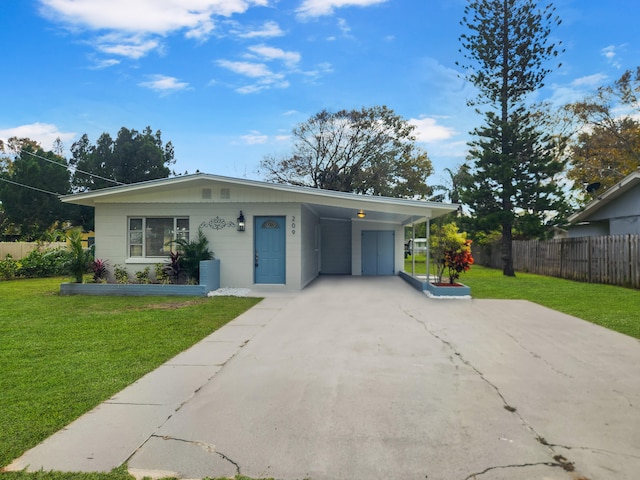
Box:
[237, 211, 245, 232]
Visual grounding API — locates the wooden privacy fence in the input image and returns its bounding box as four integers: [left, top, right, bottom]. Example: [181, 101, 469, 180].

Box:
[0, 242, 67, 260]
[473, 235, 640, 289]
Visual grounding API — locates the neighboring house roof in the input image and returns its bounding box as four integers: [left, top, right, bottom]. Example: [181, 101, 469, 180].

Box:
[568, 169, 640, 224]
[60, 173, 458, 226]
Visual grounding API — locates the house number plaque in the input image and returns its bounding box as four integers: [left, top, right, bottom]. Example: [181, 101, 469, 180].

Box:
[291, 216, 296, 235]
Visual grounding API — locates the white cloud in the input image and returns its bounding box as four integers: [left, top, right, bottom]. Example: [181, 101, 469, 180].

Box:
[139, 74, 190, 94]
[89, 58, 121, 69]
[235, 78, 290, 94]
[409, 117, 457, 143]
[0, 123, 76, 151]
[236, 84, 266, 94]
[241, 131, 269, 144]
[184, 19, 215, 40]
[95, 34, 160, 59]
[217, 56, 293, 93]
[39, 0, 269, 57]
[297, 0, 387, 18]
[40, 0, 266, 33]
[337, 18, 352, 36]
[571, 73, 608, 88]
[301, 62, 334, 79]
[237, 21, 284, 39]
[601, 44, 625, 69]
[247, 45, 301, 67]
[547, 73, 609, 106]
[217, 60, 273, 78]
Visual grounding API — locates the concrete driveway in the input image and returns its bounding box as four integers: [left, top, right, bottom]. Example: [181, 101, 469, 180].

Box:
[7, 276, 640, 479]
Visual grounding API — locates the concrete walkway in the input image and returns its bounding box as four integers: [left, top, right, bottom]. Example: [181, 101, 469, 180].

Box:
[6, 276, 640, 480]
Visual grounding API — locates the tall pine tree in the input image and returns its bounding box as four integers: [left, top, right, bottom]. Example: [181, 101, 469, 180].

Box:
[458, 0, 567, 276]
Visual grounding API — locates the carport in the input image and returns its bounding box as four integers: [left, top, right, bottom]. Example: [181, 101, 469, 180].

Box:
[298, 196, 453, 279]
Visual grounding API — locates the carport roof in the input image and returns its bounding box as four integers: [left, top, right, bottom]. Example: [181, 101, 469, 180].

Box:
[60, 173, 458, 225]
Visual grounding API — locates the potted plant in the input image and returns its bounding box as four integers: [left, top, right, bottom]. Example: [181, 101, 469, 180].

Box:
[427, 222, 473, 296]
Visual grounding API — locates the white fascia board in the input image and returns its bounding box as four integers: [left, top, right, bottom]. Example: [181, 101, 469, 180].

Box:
[60, 173, 459, 216]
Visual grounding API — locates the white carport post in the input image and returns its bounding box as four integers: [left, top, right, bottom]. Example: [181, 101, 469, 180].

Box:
[411, 222, 416, 276]
[425, 217, 430, 283]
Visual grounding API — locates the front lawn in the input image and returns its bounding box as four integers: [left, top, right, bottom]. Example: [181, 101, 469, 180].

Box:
[404, 258, 640, 339]
[0, 277, 261, 469]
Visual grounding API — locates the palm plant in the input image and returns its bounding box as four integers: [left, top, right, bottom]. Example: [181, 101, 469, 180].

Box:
[169, 228, 213, 283]
[65, 230, 91, 283]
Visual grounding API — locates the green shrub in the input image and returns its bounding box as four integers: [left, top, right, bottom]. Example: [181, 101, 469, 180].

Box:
[0, 254, 20, 280]
[135, 266, 151, 284]
[20, 248, 71, 278]
[114, 265, 129, 284]
[155, 263, 169, 284]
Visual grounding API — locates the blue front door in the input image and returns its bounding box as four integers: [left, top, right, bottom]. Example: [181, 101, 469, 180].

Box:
[254, 216, 286, 284]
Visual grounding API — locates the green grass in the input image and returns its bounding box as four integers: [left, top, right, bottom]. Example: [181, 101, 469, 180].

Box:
[405, 257, 640, 339]
[3, 271, 639, 480]
[0, 277, 261, 469]
[0, 468, 270, 480]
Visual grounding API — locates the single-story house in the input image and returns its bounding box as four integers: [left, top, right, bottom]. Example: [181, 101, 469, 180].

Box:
[567, 168, 640, 238]
[61, 173, 457, 291]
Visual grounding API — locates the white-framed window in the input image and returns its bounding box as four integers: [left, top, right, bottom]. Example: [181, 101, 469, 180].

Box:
[128, 217, 189, 258]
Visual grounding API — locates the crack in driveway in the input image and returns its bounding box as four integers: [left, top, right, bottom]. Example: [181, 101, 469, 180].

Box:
[401, 307, 590, 479]
[152, 435, 242, 476]
[463, 461, 565, 479]
[538, 437, 640, 461]
[503, 331, 573, 378]
[403, 308, 535, 431]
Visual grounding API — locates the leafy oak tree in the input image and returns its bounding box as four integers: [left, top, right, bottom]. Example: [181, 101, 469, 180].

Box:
[562, 68, 640, 194]
[458, 0, 567, 276]
[70, 126, 175, 191]
[260, 106, 434, 198]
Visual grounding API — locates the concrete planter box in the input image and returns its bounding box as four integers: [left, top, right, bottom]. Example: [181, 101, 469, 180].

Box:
[425, 281, 471, 298]
[61, 259, 220, 297]
[399, 271, 471, 298]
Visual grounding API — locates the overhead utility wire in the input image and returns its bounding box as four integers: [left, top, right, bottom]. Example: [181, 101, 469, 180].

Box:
[0, 177, 61, 197]
[19, 149, 126, 186]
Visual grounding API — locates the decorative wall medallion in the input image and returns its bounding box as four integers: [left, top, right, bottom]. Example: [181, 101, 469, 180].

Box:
[200, 217, 237, 230]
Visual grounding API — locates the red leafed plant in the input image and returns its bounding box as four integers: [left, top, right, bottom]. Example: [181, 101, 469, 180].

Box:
[430, 222, 474, 285]
[90, 258, 108, 283]
[443, 239, 474, 284]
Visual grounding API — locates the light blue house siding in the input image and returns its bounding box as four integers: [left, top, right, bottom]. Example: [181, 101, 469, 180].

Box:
[568, 171, 640, 238]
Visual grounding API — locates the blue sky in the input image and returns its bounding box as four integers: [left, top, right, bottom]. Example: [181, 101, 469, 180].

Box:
[1, 0, 638, 187]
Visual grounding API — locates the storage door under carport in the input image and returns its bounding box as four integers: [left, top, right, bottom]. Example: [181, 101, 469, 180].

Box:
[361, 230, 395, 275]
